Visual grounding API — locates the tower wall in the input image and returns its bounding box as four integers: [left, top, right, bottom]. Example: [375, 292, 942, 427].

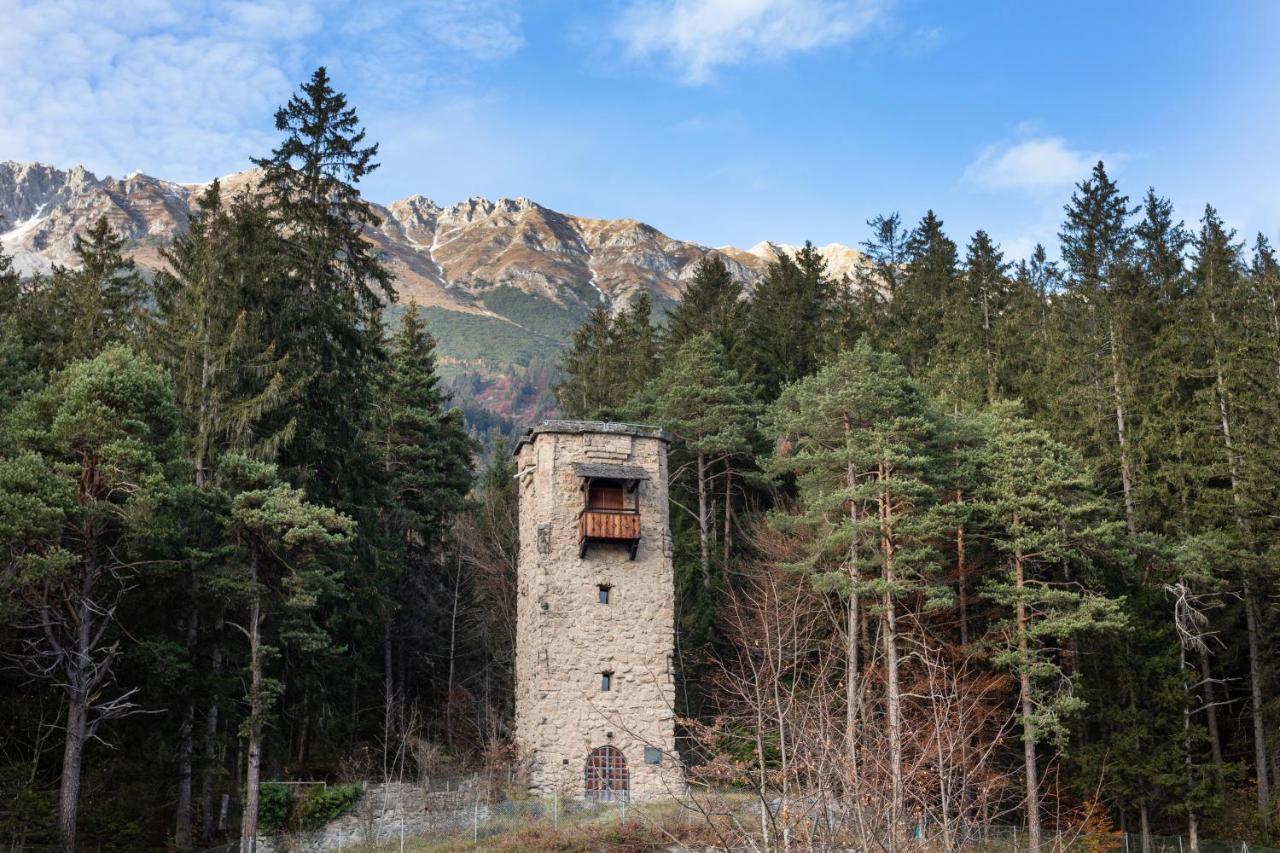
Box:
[513, 421, 680, 800]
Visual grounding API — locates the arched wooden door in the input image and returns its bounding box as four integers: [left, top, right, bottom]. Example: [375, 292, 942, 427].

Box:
[584, 745, 629, 802]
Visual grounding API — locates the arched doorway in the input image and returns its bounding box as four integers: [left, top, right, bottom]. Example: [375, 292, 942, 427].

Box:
[584, 745, 629, 802]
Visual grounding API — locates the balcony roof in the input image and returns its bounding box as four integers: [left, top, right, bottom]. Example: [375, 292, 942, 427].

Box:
[573, 462, 650, 481]
[514, 419, 671, 455]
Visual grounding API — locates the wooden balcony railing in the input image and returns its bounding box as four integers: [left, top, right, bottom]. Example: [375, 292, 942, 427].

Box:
[579, 510, 641, 559]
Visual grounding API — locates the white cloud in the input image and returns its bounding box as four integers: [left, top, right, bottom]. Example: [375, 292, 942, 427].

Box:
[0, 0, 523, 182]
[965, 136, 1108, 192]
[612, 0, 889, 84]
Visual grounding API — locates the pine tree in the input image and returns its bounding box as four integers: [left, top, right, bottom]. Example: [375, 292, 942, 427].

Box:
[632, 334, 760, 589]
[764, 341, 948, 834]
[0, 346, 181, 853]
[973, 405, 1126, 853]
[215, 454, 352, 852]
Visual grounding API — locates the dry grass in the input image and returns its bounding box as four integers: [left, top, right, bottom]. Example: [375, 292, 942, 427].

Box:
[344, 799, 722, 852]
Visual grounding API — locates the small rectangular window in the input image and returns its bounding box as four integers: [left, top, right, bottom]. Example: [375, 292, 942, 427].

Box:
[598, 585, 611, 604]
[601, 671, 613, 692]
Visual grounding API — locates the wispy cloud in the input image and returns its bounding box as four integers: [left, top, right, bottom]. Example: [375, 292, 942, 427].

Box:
[611, 0, 889, 84]
[0, 0, 523, 182]
[965, 135, 1111, 192]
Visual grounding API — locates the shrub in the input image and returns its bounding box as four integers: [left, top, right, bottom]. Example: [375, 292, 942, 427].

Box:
[256, 782, 295, 834]
[298, 783, 361, 830]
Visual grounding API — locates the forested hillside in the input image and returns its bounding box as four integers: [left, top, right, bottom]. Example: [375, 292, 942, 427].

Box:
[555, 173, 1280, 849]
[2, 65, 1279, 853]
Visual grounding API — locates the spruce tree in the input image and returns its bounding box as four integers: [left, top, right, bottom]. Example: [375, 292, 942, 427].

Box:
[661, 254, 746, 363]
[252, 66, 394, 505]
[45, 216, 147, 366]
[744, 242, 836, 398]
[1055, 161, 1143, 533]
[889, 211, 958, 378]
[930, 230, 1009, 407]
[555, 295, 659, 419]
[1189, 206, 1276, 820]
[150, 182, 296, 848]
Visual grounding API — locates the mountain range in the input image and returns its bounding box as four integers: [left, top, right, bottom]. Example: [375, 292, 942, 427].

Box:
[0, 160, 867, 375]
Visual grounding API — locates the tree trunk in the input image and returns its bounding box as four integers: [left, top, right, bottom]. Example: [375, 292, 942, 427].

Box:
[955, 490, 969, 646]
[1139, 802, 1152, 853]
[59, 685, 88, 853]
[723, 468, 733, 569]
[175, 699, 196, 851]
[200, 611, 225, 844]
[1107, 320, 1137, 534]
[240, 545, 264, 853]
[697, 451, 710, 588]
[175, 593, 199, 852]
[1207, 294, 1270, 822]
[879, 466, 903, 841]
[384, 620, 395, 779]
[1199, 648, 1224, 772]
[1245, 582, 1271, 818]
[1016, 541, 1042, 853]
[446, 547, 461, 747]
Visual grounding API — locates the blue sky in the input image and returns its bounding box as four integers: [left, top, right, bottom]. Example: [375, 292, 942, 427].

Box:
[3, 0, 1277, 257]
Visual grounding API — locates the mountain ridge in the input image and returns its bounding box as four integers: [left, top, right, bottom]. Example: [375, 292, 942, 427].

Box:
[0, 160, 868, 372]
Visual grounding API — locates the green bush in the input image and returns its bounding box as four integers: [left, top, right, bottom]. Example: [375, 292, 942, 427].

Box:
[255, 782, 295, 833]
[298, 783, 362, 830]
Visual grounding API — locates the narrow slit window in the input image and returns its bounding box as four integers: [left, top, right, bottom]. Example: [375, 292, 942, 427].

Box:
[601, 671, 613, 692]
[598, 585, 611, 604]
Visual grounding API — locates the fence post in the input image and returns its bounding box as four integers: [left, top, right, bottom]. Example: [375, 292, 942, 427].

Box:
[399, 816, 404, 853]
[473, 794, 480, 843]
[554, 789, 558, 828]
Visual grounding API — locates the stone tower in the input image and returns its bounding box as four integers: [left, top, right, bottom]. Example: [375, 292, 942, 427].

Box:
[513, 420, 680, 801]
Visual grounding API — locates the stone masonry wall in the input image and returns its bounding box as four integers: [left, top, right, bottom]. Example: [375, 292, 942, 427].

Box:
[514, 423, 681, 800]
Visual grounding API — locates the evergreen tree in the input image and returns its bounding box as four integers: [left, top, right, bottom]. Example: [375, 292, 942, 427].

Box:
[632, 334, 759, 588]
[661, 254, 746, 363]
[1055, 161, 1143, 533]
[215, 454, 352, 852]
[1189, 206, 1276, 821]
[0, 346, 181, 852]
[973, 405, 1126, 853]
[44, 216, 148, 366]
[149, 182, 295, 849]
[371, 303, 476, 748]
[929, 230, 1010, 406]
[744, 242, 836, 398]
[889, 211, 958, 378]
[555, 294, 660, 419]
[0, 242, 38, 409]
[252, 66, 394, 505]
[764, 341, 948, 834]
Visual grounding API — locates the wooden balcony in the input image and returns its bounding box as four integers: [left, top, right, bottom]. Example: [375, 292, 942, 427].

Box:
[579, 510, 641, 559]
